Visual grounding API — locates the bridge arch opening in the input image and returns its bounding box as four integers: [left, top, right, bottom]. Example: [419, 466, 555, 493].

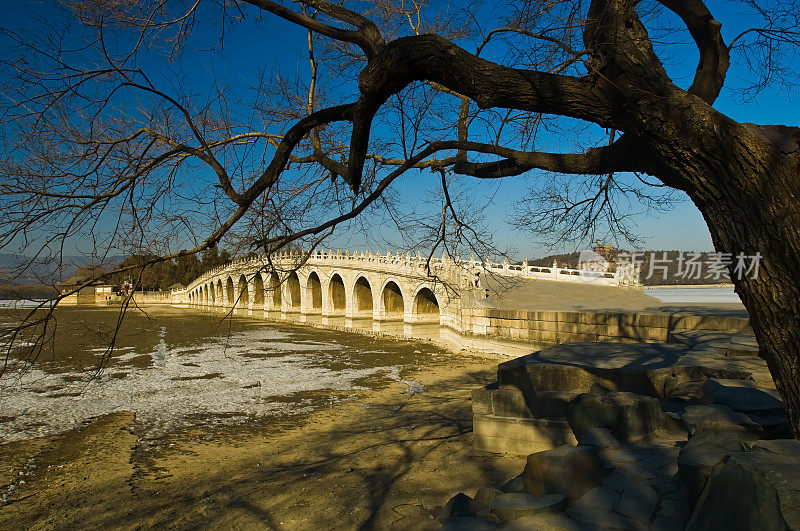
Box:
[253, 273, 264, 306]
[208, 282, 215, 304]
[328, 274, 346, 314]
[287, 272, 301, 310]
[381, 281, 404, 319]
[353, 276, 373, 317]
[226, 277, 234, 305]
[413, 287, 439, 321]
[307, 272, 322, 311]
[268, 272, 281, 308]
[216, 279, 223, 304]
[201, 286, 207, 304]
[237, 275, 249, 307]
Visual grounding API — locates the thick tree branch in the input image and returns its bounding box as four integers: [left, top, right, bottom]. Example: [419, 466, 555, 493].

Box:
[434, 134, 652, 178]
[658, 0, 730, 104]
[347, 34, 614, 191]
[240, 103, 354, 205]
[242, 0, 383, 59]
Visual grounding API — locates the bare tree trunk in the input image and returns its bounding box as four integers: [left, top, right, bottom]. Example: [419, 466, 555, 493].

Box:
[682, 129, 800, 437]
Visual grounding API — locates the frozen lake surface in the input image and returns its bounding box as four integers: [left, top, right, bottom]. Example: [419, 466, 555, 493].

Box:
[0, 306, 446, 443]
[645, 286, 740, 304]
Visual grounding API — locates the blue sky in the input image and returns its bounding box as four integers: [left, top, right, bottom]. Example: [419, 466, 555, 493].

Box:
[3, 0, 799, 259]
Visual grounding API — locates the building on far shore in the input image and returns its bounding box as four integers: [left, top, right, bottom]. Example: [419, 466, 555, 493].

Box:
[58, 265, 118, 305]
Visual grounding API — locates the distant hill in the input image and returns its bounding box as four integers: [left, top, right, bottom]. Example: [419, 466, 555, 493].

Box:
[0, 283, 59, 300]
[530, 250, 737, 286]
[0, 253, 125, 286]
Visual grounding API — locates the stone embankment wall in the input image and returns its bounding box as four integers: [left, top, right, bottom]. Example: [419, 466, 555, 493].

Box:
[131, 291, 172, 304]
[459, 308, 750, 345]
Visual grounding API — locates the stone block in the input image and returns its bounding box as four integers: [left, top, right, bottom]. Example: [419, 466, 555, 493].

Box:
[523, 445, 605, 501]
[636, 313, 671, 328]
[566, 386, 668, 442]
[701, 379, 784, 416]
[686, 450, 800, 530]
[579, 312, 616, 325]
[472, 385, 495, 415]
[682, 404, 763, 437]
[566, 506, 648, 530]
[535, 391, 579, 419]
[486, 308, 509, 319]
[743, 439, 800, 454]
[537, 311, 560, 322]
[490, 493, 566, 522]
[500, 474, 527, 493]
[577, 427, 621, 449]
[440, 493, 477, 524]
[529, 330, 559, 343]
[671, 314, 749, 332]
[529, 321, 558, 332]
[491, 388, 534, 418]
[677, 428, 757, 511]
[473, 415, 577, 455]
[441, 517, 496, 530]
[558, 322, 607, 335]
[614, 483, 659, 522]
[503, 513, 584, 530]
[474, 487, 503, 508]
[557, 332, 599, 344]
[558, 311, 581, 323]
[570, 486, 620, 512]
[642, 327, 670, 342]
[604, 324, 622, 337]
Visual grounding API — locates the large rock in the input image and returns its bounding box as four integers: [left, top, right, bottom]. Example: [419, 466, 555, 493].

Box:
[682, 404, 762, 436]
[614, 483, 659, 523]
[500, 474, 527, 493]
[503, 512, 584, 530]
[439, 493, 477, 524]
[489, 492, 566, 522]
[522, 445, 605, 501]
[570, 486, 619, 512]
[676, 428, 756, 511]
[686, 450, 800, 530]
[565, 506, 649, 530]
[577, 427, 620, 449]
[440, 517, 497, 531]
[567, 385, 668, 442]
[473, 487, 503, 508]
[743, 439, 800, 454]
[702, 379, 785, 416]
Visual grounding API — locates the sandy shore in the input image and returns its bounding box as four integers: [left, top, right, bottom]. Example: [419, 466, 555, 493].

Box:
[0, 350, 525, 530]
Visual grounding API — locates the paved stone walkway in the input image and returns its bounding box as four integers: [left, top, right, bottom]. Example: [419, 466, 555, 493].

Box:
[478, 277, 747, 318]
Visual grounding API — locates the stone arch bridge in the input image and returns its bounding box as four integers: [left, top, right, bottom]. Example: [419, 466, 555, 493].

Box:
[172, 249, 636, 329]
[174, 250, 471, 326]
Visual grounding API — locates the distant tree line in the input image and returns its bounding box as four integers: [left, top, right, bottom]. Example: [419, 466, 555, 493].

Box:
[112, 248, 232, 291]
